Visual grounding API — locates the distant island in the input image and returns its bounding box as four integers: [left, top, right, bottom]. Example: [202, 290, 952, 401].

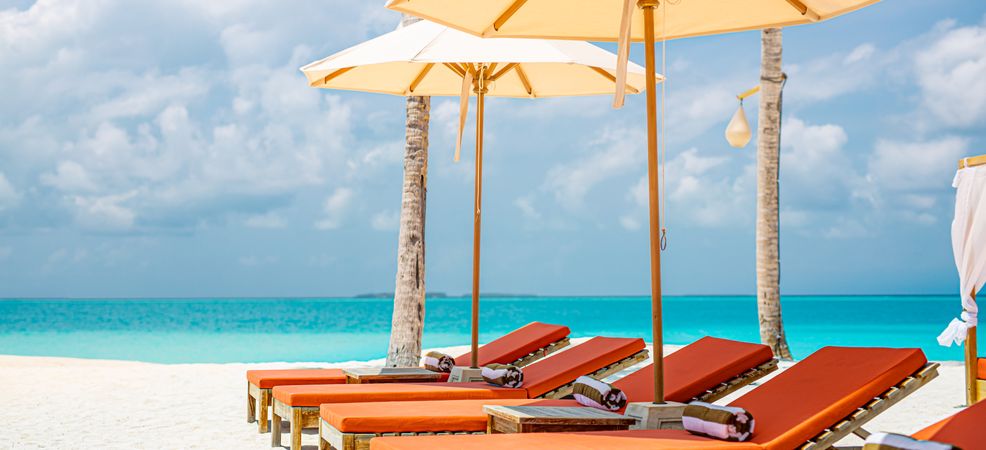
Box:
[354, 292, 539, 298]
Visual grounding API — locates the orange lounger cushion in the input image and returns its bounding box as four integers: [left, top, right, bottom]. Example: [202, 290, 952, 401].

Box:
[247, 369, 348, 389]
[274, 382, 528, 407]
[276, 336, 644, 407]
[520, 336, 645, 398]
[453, 322, 570, 366]
[616, 336, 773, 403]
[320, 337, 773, 434]
[978, 357, 985, 380]
[370, 430, 761, 450]
[912, 398, 986, 449]
[322, 399, 576, 433]
[733, 346, 927, 450]
[247, 322, 568, 389]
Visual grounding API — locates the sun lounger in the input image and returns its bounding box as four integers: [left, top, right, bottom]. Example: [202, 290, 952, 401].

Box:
[247, 322, 569, 432]
[317, 337, 777, 450]
[271, 336, 648, 450]
[368, 346, 939, 450]
[909, 397, 986, 449]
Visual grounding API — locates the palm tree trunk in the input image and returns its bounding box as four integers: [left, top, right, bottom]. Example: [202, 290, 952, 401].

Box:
[756, 28, 793, 360]
[386, 14, 430, 367]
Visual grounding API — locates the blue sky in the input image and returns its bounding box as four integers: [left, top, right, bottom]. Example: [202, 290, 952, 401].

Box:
[0, 0, 984, 298]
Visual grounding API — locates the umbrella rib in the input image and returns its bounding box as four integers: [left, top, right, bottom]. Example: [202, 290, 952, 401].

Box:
[444, 63, 467, 78]
[591, 67, 640, 94]
[493, 0, 528, 31]
[783, 0, 820, 20]
[312, 67, 354, 87]
[490, 63, 517, 81]
[408, 63, 435, 94]
[513, 64, 533, 97]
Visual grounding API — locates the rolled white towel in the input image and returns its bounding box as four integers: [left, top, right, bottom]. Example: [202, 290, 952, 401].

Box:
[682, 401, 755, 442]
[481, 364, 523, 388]
[863, 433, 957, 450]
[572, 376, 627, 411]
[422, 351, 455, 373]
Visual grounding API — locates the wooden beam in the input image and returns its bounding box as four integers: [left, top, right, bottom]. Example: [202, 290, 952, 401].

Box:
[408, 63, 435, 94]
[959, 154, 986, 169]
[514, 64, 533, 96]
[783, 0, 820, 21]
[966, 325, 978, 405]
[311, 67, 354, 87]
[443, 63, 466, 78]
[493, 0, 528, 31]
[490, 63, 518, 81]
[591, 67, 639, 94]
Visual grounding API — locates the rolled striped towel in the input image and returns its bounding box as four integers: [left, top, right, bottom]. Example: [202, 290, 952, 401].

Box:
[422, 351, 455, 373]
[572, 376, 627, 411]
[863, 433, 958, 450]
[682, 401, 755, 442]
[481, 364, 523, 388]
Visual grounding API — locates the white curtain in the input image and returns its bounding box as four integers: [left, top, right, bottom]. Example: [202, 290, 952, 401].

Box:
[938, 165, 986, 347]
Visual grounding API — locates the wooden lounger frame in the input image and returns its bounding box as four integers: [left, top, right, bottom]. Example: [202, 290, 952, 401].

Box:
[248, 336, 570, 433]
[318, 352, 777, 450]
[287, 348, 648, 450]
[801, 362, 940, 450]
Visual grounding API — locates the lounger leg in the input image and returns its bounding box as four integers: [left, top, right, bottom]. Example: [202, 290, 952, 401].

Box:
[271, 411, 282, 447]
[259, 389, 271, 433]
[291, 408, 303, 450]
[318, 436, 329, 450]
[248, 383, 257, 424]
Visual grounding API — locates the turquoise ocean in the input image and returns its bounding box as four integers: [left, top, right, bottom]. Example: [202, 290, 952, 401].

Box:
[0, 296, 972, 363]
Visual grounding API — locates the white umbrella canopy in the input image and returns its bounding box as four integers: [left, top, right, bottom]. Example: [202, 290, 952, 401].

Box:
[385, 0, 879, 42]
[301, 20, 651, 98]
[302, 19, 655, 369]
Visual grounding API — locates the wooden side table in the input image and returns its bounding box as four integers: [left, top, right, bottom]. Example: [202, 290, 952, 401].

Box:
[484, 405, 637, 434]
[342, 367, 443, 384]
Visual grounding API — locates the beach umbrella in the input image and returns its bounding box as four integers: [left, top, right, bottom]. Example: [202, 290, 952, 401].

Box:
[301, 20, 652, 369]
[387, 0, 880, 404]
[939, 155, 986, 405]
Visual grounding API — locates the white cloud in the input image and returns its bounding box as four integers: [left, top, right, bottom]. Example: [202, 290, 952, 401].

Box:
[514, 196, 541, 221]
[623, 148, 752, 228]
[784, 42, 887, 103]
[315, 187, 353, 230]
[40, 161, 98, 192]
[370, 209, 400, 231]
[0, 0, 376, 234]
[780, 118, 856, 208]
[866, 136, 968, 193]
[245, 212, 287, 229]
[542, 126, 644, 210]
[914, 20, 986, 128]
[72, 191, 138, 231]
[618, 214, 640, 231]
[0, 172, 20, 211]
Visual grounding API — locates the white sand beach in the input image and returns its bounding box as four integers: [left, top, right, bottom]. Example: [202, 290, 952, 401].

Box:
[0, 341, 969, 450]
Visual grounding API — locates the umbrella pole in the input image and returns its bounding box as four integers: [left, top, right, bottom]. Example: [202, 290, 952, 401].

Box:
[966, 291, 979, 405]
[640, 0, 665, 405]
[470, 67, 488, 369]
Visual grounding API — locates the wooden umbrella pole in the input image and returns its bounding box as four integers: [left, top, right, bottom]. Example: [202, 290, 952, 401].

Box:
[470, 65, 488, 368]
[639, 0, 665, 405]
[966, 291, 979, 405]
